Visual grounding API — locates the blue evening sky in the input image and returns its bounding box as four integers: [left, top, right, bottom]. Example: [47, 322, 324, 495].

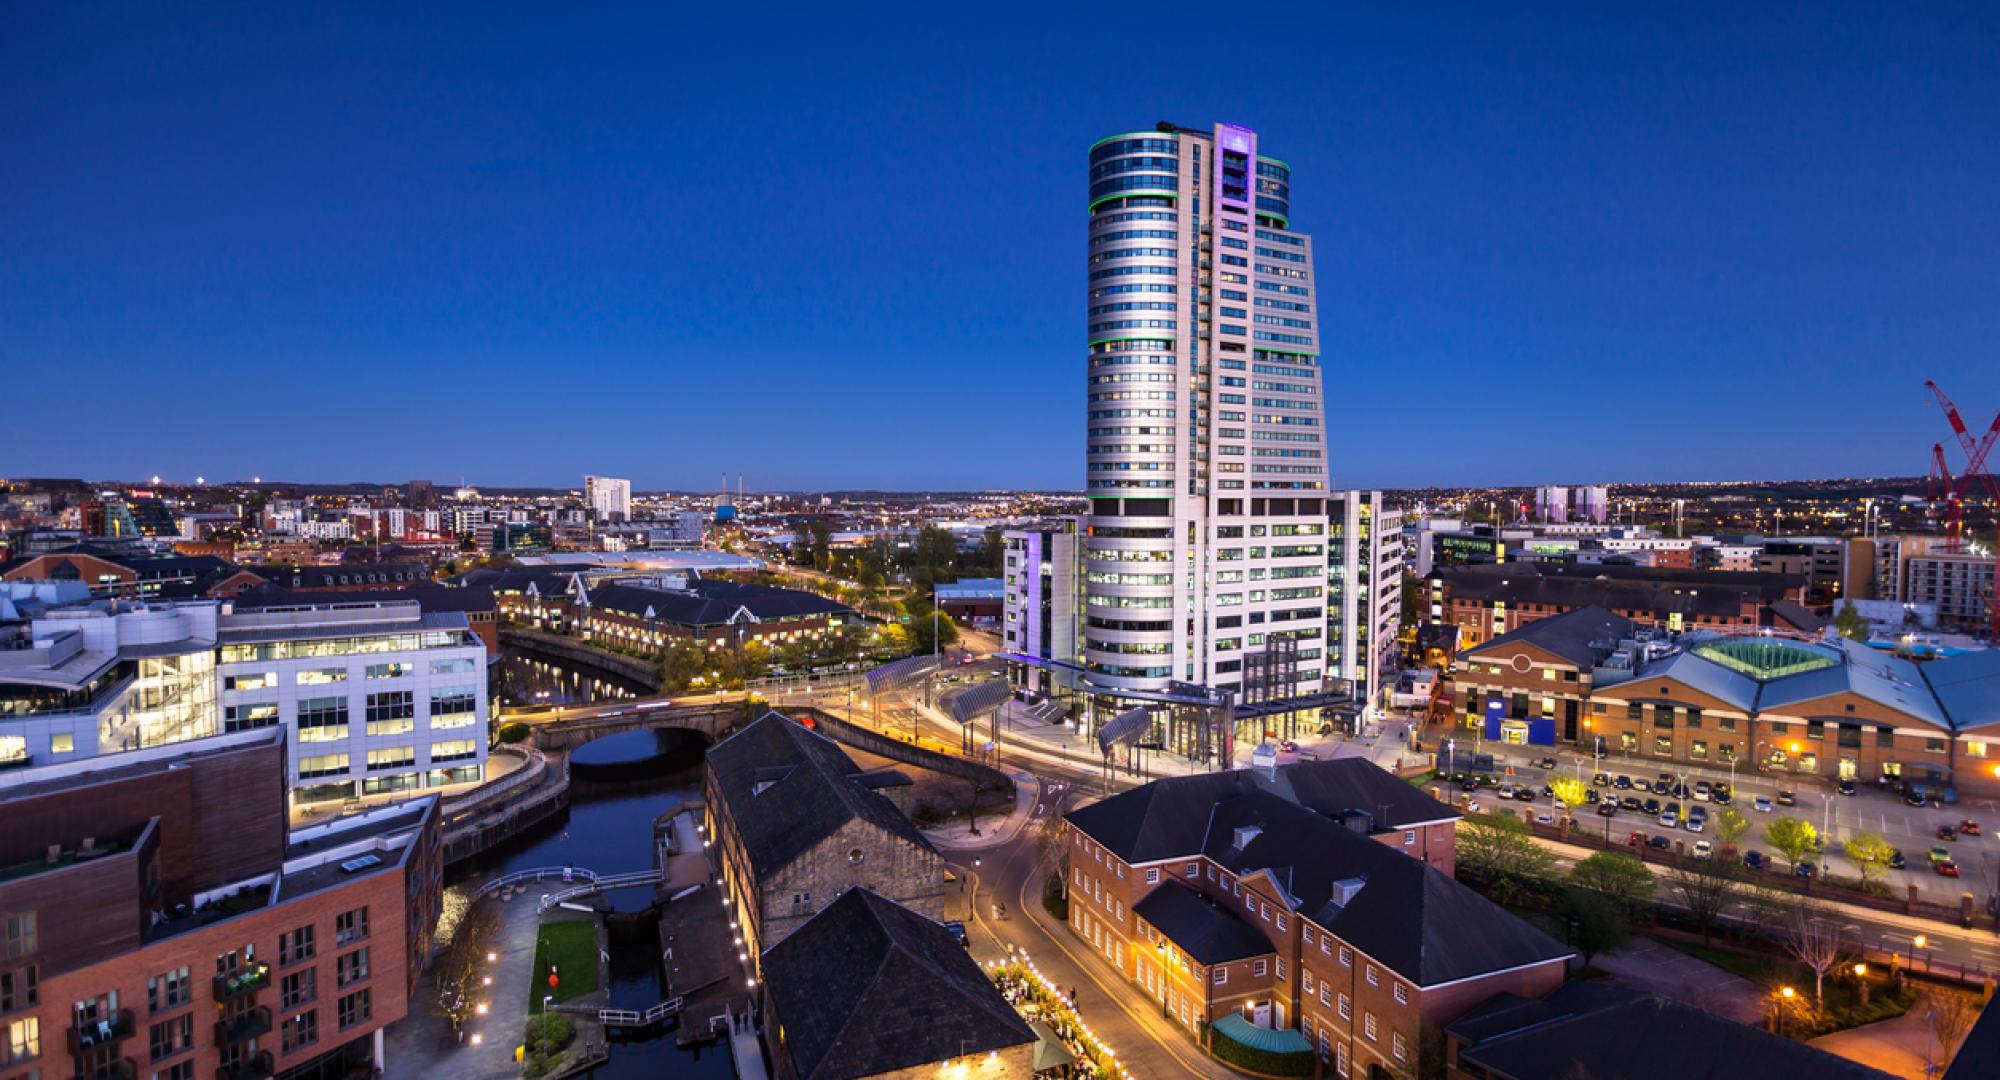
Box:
[3, 3, 1996, 491]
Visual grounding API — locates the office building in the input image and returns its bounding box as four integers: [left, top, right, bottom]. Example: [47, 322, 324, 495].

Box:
[584, 475, 632, 523]
[1328, 491, 1404, 714]
[1001, 520, 1084, 696]
[1083, 122, 1330, 706]
[1532, 486, 1568, 524]
[0, 729, 440, 1080]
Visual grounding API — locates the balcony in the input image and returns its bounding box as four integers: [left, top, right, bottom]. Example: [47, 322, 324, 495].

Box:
[214, 1007, 272, 1046]
[212, 963, 271, 1000]
[72, 1058, 136, 1080]
[67, 1009, 135, 1055]
[214, 1051, 273, 1080]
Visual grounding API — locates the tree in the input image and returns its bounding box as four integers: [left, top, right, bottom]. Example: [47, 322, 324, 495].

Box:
[1550, 777, 1590, 827]
[904, 597, 960, 655]
[1662, 860, 1742, 946]
[1567, 851, 1656, 914]
[1457, 813, 1558, 905]
[1764, 816, 1819, 872]
[1833, 603, 1869, 641]
[430, 896, 502, 1034]
[657, 640, 708, 694]
[1559, 887, 1631, 966]
[1780, 901, 1846, 1009]
[805, 518, 833, 573]
[1925, 990, 1979, 1075]
[1842, 832, 1896, 887]
[1712, 806, 1751, 850]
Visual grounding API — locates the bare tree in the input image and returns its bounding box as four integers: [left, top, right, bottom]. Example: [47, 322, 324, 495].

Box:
[1779, 902, 1846, 1009]
[430, 896, 503, 1035]
[1926, 989, 1979, 1075]
[1662, 860, 1741, 946]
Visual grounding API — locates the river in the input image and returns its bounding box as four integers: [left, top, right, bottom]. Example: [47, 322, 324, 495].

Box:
[461, 650, 735, 1078]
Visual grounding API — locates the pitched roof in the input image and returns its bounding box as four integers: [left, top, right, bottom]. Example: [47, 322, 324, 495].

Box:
[586, 578, 849, 628]
[1131, 883, 1273, 965]
[1925, 649, 2000, 735]
[761, 887, 1034, 1080]
[238, 562, 429, 589]
[1437, 561, 1804, 617]
[229, 582, 495, 615]
[1945, 995, 2000, 1080]
[1451, 982, 1893, 1080]
[1463, 605, 1636, 667]
[707, 712, 934, 879]
[1066, 765, 1563, 988]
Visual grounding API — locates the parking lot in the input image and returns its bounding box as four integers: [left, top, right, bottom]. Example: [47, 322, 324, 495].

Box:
[1434, 735, 2000, 906]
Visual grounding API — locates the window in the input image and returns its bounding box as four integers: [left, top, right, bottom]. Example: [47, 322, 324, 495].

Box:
[4, 1016, 36, 1065]
[225, 672, 276, 691]
[281, 968, 315, 1010]
[4, 914, 35, 958]
[1253, 960, 1267, 977]
[1275, 913, 1287, 933]
[280, 926, 316, 966]
[336, 988, 371, 1030]
[147, 966, 189, 1011]
[1403, 830, 1415, 846]
[1393, 1031, 1408, 1060]
[1277, 957, 1288, 981]
[1365, 964, 1378, 986]
[1394, 983, 1409, 1005]
[1213, 968, 1227, 986]
[429, 739, 478, 763]
[1336, 1042, 1349, 1078]
[224, 703, 279, 732]
[148, 1013, 192, 1061]
[335, 908, 369, 947]
[50, 732, 73, 754]
[1338, 993, 1351, 1020]
[282, 1008, 318, 1054]
[1186, 862, 1198, 878]
[430, 657, 477, 676]
[298, 753, 350, 779]
[154, 1062, 194, 1080]
[297, 697, 350, 742]
[365, 662, 412, 680]
[365, 691, 415, 735]
[366, 746, 416, 771]
[336, 948, 370, 989]
[429, 687, 479, 728]
[1303, 926, 1315, 946]
[1145, 868, 1160, 884]
[0, 966, 34, 1012]
[297, 667, 347, 685]
[1338, 946, 1352, 967]
[1364, 1012, 1378, 1041]
[1302, 971, 1314, 995]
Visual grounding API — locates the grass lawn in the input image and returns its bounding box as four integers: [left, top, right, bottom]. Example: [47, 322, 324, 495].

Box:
[1653, 935, 1918, 1037]
[528, 920, 598, 1013]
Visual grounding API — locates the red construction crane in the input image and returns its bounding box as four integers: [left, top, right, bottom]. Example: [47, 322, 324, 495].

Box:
[1923, 381, 2000, 640]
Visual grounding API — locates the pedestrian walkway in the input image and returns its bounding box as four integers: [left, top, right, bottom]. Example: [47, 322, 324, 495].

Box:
[383, 886, 545, 1079]
[924, 767, 1040, 850]
[727, 1004, 769, 1080]
[1809, 996, 1973, 1079]
[1592, 937, 1766, 1025]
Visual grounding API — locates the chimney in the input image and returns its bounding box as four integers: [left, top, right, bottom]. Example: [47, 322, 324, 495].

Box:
[1327, 877, 1367, 908]
[1250, 743, 1279, 779]
[1232, 825, 1263, 851]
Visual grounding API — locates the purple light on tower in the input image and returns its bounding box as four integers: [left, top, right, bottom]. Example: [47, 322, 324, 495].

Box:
[1215, 123, 1254, 209]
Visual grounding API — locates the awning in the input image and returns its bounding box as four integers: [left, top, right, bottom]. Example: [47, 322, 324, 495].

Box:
[1028, 1021, 1076, 1072]
[1211, 1012, 1313, 1055]
[1097, 706, 1153, 754]
[864, 654, 940, 695]
[944, 678, 1011, 724]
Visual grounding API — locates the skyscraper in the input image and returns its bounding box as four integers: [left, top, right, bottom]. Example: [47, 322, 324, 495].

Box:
[584, 474, 632, 522]
[1084, 122, 1329, 706]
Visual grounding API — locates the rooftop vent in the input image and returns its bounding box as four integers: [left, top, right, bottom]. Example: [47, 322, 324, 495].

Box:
[1232, 825, 1264, 851]
[338, 855, 382, 874]
[1328, 877, 1367, 908]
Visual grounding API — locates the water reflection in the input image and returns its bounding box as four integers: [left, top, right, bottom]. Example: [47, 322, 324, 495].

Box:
[496, 651, 643, 708]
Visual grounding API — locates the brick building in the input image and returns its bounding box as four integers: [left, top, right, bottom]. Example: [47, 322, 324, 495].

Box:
[1060, 758, 1566, 1077]
[580, 577, 855, 653]
[0, 728, 440, 1080]
[1453, 605, 2000, 797]
[704, 713, 943, 963]
[1428, 561, 1818, 651]
[1, 546, 233, 600]
[759, 888, 1035, 1080]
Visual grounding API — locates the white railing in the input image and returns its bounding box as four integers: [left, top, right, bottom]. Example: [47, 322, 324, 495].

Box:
[469, 866, 602, 901]
[557, 996, 684, 1025]
[536, 869, 663, 913]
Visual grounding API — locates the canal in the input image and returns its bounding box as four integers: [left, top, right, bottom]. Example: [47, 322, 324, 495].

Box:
[463, 649, 734, 1078]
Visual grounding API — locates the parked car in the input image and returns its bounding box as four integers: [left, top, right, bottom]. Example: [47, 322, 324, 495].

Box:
[1497, 784, 1518, 799]
[1686, 807, 1708, 832]
[1961, 819, 1983, 836]
[1838, 779, 1857, 796]
[1743, 850, 1767, 870]
[1795, 861, 1816, 879]
[1753, 796, 1774, 813]
[1693, 840, 1713, 860]
[1929, 844, 1953, 862]
[944, 920, 969, 947]
[1461, 777, 1480, 792]
[1621, 796, 1643, 811]
[1659, 809, 1680, 828]
[1515, 788, 1536, 802]
[1584, 789, 1601, 804]
[1536, 757, 1558, 770]
[1539, 784, 1555, 798]
[1889, 849, 1907, 870]
[1648, 835, 1673, 851]
[1937, 860, 1962, 878]
[1535, 813, 1554, 826]
[1712, 783, 1733, 806]
[1642, 798, 1662, 816]
[1597, 802, 1619, 818]
[1593, 772, 1611, 787]
[1777, 789, 1797, 807]
[1938, 825, 1958, 842]
[1693, 781, 1712, 801]
[1627, 831, 1647, 847]
[1906, 788, 1931, 808]
[1614, 775, 1634, 790]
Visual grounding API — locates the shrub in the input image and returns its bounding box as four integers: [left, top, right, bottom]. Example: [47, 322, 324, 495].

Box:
[497, 722, 530, 744]
[523, 1012, 573, 1056]
[1203, 1022, 1316, 1077]
[1041, 878, 1069, 921]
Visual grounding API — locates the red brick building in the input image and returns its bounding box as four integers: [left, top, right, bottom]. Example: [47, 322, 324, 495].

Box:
[1429, 562, 1816, 651]
[1061, 759, 1566, 1077]
[0, 730, 441, 1080]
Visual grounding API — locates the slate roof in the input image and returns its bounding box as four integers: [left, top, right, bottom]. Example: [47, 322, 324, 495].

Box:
[1925, 649, 2000, 735]
[707, 712, 934, 879]
[1944, 995, 2000, 1080]
[239, 562, 429, 589]
[585, 578, 850, 628]
[1451, 981, 1893, 1080]
[1132, 883, 1272, 964]
[229, 582, 495, 614]
[1437, 561, 1804, 618]
[1623, 632, 1954, 731]
[1066, 763, 1563, 988]
[1462, 605, 1636, 667]
[448, 566, 581, 596]
[761, 887, 1034, 1080]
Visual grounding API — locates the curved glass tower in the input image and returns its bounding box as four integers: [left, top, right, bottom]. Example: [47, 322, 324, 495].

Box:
[1084, 122, 1329, 706]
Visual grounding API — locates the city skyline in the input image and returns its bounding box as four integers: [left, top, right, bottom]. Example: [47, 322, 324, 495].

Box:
[5, 4, 1998, 489]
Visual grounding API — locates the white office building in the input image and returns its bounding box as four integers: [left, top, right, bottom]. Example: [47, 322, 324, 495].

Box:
[586, 475, 633, 523]
[1002, 519, 1084, 696]
[1082, 122, 1330, 705]
[215, 597, 491, 806]
[1328, 491, 1405, 718]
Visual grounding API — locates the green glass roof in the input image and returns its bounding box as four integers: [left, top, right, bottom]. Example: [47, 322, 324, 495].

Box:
[1691, 639, 1839, 681]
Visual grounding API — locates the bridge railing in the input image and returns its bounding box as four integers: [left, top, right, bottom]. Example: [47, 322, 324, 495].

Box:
[536, 869, 664, 913]
[443, 745, 546, 816]
[468, 866, 601, 902]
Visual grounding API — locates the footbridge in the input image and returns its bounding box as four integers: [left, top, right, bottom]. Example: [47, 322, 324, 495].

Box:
[530, 700, 745, 753]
